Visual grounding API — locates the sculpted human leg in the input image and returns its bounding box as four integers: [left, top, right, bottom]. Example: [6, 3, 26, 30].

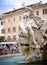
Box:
[27, 25, 38, 45]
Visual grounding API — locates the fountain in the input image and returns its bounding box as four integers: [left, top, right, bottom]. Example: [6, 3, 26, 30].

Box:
[19, 4, 47, 62]
[0, 4, 47, 65]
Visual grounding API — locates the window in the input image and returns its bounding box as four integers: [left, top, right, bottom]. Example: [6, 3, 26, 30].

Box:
[13, 35, 16, 41]
[1, 29, 5, 33]
[19, 16, 21, 20]
[13, 27, 16, 32]
[8, 28, 10, 33]
[43, 9, 47, 14]
[8, 19, 10, 23]
[14, 17, 15, 22]
[7, 36, 11, 41]
[36, 11, 39, 15]
[1, 21, 3, 25]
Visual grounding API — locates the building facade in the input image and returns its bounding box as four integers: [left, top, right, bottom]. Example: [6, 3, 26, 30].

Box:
[0, 8, 26, 41]
[32, 1, 47, 20]
[0, 1, 47, 42]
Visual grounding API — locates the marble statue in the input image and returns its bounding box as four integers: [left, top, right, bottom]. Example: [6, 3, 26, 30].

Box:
[19, 11, 38, 45]
[19, 5, 47, 62]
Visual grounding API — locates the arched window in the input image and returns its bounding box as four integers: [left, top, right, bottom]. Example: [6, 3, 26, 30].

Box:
[8, 28, 10, 33]
[13, 35, 16, 41]
[7, 36, 11, 41]
[13, 27, 16, 32]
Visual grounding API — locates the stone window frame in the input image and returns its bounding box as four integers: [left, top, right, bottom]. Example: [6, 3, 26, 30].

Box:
[8, 28, 11, 33]
[13, 17, 15, 22]
[13, 35, 16, 41]
[43, 9, 47, 14]
[1, 21, 3, 25]
[36, 11, 39, 16]
[13, 27, 16, 32]
[19, 15, 21, 20]
[7, 36, 11, 41]
[1, 29, 5, 34]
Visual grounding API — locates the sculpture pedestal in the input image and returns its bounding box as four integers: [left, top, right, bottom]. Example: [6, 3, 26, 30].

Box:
[20, 45, 32, 62]
[19, 34, 43, 62]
